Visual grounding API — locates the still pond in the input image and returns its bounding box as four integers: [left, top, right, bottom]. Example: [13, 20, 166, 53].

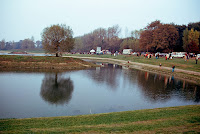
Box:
[0, 62, 199, 119]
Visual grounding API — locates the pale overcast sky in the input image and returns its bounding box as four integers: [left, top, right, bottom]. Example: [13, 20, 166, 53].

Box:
[0, 0, 199, 41]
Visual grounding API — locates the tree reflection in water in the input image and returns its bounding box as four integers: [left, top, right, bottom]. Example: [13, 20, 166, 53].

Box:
[84, 62, 200, 103]
[40, 73, 74, 105]
[134, 71, 200, 103]
[84, 63, 122, 90]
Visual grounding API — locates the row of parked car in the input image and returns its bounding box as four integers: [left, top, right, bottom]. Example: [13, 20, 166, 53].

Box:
[155, 52, 200, 58]
[122, 49, 200, 58]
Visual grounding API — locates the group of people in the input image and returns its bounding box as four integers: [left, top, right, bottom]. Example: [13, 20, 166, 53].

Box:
[184, 53, 199, 64]
[144, 54, 152, 58]
[165, 53, 172, 60]
[163, 53, 198, 64]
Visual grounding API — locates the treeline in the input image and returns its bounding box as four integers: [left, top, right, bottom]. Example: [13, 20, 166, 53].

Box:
[0, 37, 42, 51]
[73, 21, 200, 53]
[140, 20, 200, 53]
[74, 25, 122, 53]
[73, 25, 142, 53]
[1, 21, 200, 54]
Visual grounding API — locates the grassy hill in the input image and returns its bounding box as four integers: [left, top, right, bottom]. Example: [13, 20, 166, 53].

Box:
[0, 105, 199, 133]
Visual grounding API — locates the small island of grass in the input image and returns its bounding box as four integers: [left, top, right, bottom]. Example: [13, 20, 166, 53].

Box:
[0, 55, 97, 72]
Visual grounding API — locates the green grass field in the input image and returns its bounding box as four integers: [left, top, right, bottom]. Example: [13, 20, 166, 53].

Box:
[0, 55, 97, 71]
[0, 105, 199, 133]
[0, 55, 82, 63]
[0, 49, 45, 54]
[65, 54, 200, 72]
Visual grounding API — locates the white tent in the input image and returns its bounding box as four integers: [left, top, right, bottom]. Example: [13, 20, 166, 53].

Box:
[90, 49, 95, 53]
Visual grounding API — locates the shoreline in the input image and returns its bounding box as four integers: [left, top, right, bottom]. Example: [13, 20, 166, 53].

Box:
[0, 55, 200, 85]
[64, 56, 200, 85]
[0, 54, 199, 84]
[0, 55, 98, 72]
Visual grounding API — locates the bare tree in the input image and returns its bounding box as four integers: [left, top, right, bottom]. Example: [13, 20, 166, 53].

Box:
[21, 39, 35, 49]
[73, 25, 121, 53]
[107, 25, 121, 52]
[0, 39, 5, 50]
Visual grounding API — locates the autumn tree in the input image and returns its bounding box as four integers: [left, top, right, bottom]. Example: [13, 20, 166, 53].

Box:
[41, 24, 74, 57]
[182, 28, 189, 51]
[140, 20, 179, 52]
[140, 29, 154, 52]
[153, 24, 179, 52]
[182, 28, 200, 53]
[140, 20, 161, 52]
[188, 22, 200, 31]
[173, 24, 186, 52]
[188, 28, 199, 46]
[188, 28, 200, 53]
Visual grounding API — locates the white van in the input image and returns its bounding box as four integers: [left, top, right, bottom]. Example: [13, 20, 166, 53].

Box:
[171, 52, 186, 58]
[122, 49, 132, 55]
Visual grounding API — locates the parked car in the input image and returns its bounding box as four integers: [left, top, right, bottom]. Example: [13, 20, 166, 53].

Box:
[123, 49, 132, 55]
[197, 54, 200, 59]
[171, 52, 186, 58]
[131, 52, 138, 56]
[155, 52, 167, 57]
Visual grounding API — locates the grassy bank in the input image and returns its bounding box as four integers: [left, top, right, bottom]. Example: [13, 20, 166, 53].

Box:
[64, 54, 200, 84]
[66, 54, 200, 72]
[0, 105, 199, 133]
[0, 55, 97, 71]
[0, 49, 45, 54]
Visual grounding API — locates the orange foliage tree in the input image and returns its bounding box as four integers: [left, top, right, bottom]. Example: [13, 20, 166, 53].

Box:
[140, 20, 179, 52]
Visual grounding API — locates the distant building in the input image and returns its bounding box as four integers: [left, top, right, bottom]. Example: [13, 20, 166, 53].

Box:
[96, 47, 102, 54]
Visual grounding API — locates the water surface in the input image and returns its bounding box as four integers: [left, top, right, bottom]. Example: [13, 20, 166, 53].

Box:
[0, 63, 199, 119]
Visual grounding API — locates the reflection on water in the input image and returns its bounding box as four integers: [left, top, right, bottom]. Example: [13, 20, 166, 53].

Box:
[132, 71, 200, 103]
[84, 63, 122, 90]
[0, 62, 199, 119]
[85, 64, 200, 103]
[40, 73, 73, 105]
[0, 53, 52, 56]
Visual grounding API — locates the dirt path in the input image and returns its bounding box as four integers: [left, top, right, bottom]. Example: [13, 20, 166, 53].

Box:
[64, 56, 200, 77]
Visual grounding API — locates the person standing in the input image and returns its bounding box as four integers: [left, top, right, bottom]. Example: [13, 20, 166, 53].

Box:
[172, 65, 175, 72]
[184, 53, 187, 61]
[196, 56, 198, 64]
[159, 63, 162, 68]
[166, 54, 169, 60]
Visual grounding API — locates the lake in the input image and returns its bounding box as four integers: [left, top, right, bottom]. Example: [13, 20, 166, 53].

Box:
[0, 62, 199, 119]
